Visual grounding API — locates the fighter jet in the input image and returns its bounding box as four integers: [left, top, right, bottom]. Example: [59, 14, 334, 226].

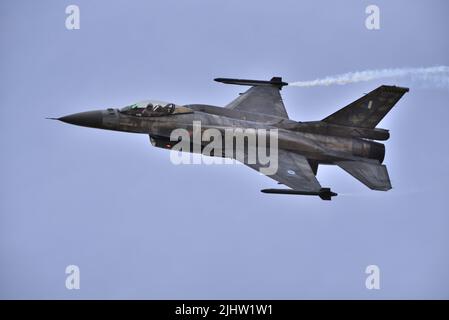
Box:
[52, 77, 408, 200]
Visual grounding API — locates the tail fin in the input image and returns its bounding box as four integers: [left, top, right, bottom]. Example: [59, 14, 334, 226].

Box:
[323, 85, 409, 128]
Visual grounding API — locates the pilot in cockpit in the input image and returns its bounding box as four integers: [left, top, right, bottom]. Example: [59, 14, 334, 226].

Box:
[119, 101, 176, 117]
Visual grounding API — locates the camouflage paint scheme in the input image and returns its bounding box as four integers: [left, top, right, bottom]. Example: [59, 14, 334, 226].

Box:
[53, 77, 409, 200]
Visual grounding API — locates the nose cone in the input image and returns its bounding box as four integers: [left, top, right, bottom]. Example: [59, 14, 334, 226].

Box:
[58, 110, 104, 129]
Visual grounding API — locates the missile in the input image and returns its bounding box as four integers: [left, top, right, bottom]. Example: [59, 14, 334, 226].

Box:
[214, 77, 288, 89]
[261, 188, 338, 200]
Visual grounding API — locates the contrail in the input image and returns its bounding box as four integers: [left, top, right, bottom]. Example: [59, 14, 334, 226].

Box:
[289, 66, 449, 88]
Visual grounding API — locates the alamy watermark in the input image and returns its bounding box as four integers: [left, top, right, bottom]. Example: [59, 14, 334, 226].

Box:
[168, 121, 279, 175]
[365, 5, 380, 30]
[65, 265, 80, 290]
[365, 264, 380, 290]
[65, 5, 80, 30]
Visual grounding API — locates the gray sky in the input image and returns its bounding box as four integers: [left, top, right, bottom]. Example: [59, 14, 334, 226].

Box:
[1, 0, 448, 299]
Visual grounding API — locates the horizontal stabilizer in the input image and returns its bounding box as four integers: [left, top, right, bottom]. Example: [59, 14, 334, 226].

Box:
[336, 160, 392, 191]
[215, 77, 288, 89]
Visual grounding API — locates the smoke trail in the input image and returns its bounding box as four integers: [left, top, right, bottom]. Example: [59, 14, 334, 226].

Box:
[289, 66, 449, 88]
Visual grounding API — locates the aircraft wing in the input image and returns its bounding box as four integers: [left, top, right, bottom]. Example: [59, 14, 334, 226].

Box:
[215, 77, 289, 119]
[243, 149, 336, 200]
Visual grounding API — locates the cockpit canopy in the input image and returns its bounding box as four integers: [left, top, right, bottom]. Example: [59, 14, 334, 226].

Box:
[119, 100, 178, 117]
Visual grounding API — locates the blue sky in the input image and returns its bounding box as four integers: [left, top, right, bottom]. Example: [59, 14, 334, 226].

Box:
[1, 0, 448, 299]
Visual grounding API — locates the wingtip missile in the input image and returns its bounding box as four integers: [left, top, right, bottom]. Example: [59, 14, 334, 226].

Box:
[214, 77, 288, 88]
[261, 188, 337, 200]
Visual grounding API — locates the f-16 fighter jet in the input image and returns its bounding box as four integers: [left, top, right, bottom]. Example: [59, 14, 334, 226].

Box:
[51, 77, 408, 200]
